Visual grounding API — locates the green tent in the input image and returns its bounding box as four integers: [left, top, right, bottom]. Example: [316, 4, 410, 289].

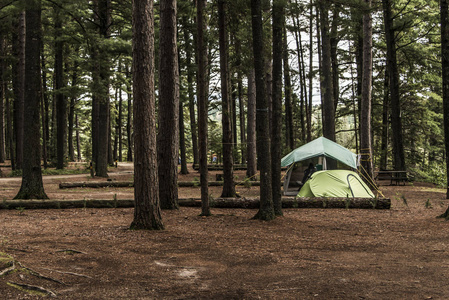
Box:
[281, 137, 358, 169]
[298, 170, 374, 198]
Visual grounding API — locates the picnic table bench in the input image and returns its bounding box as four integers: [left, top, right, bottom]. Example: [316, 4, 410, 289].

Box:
[375, 170, 409, 185]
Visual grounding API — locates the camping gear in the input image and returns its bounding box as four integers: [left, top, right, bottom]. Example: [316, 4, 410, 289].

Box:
[282, 137, 358, 195]
[281, 137, 357, 168]
[298, 170, 374, 198]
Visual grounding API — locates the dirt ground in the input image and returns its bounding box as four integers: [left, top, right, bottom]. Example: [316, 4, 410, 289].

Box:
[1, 162, 449, 299]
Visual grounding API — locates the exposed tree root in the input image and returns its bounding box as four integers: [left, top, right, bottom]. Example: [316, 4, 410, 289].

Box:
[0, 261, 15, 276]
[7, 281, 57, 297]
[41, 267, 92, 279]
[55, 249, 87, 255]
[18, 262, 65, 285]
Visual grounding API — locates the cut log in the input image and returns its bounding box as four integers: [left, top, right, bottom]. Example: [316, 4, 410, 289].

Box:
[0, 199, 135, 210]
[59, 181, 262, 189]
[59, 181, 134, 189]
[0, 197, 390, 210]
[178, 197, 390, 209]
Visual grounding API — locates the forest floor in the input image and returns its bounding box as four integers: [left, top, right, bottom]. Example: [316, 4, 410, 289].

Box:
[1, 162, 449, 299]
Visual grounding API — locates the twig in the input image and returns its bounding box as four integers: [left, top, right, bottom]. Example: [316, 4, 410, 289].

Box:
[41, 267, 92, 279]
[7, 281, 57, 297]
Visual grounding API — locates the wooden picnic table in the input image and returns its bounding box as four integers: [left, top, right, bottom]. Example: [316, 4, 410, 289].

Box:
[374, 170, 408, 185]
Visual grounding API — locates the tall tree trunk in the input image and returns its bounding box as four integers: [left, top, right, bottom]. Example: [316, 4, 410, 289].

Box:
[125, 64, 133, 162]
[183, 16, 198, 167]
[330, 4, 340, 111]
[246, 69, 257, 179]
[319, 0, 335, 143]
[307, 0, 313, 142]
[380, 67, 389, 170]
[360, 0, 374, 182]
[353, 8, 363, 154]
[0, 33, 5, 163]
[76, 114, 81, 161]
[118, 84, 123, 162]
[179, 91, 188, 175]
[41, 42, 49, 168]
[441, 0, 449, 199]
[108, 107, 113, 166]
[130, 0, 164, 230]
[40, 82, 47, 169]
[55, 6, 66, 169]
[238, 73, 246, 165]
[271, 0, 283, 216]
[197, 0, 210, 216]
[94, 0, 111, 177]
[13, 12, 25, 170]
[68, 59, 78, 162]
[14, 0, 48, 200]
[251, 0, 274, 220]
[382, 0, 405, 171]
[158, 0, 179, 209]
[7, 90, 14, 166]
[292, 18, 305, 143]
[285, 22, 294, 149]
[178, 47, 188, 175]
[218, 0, 236, 198]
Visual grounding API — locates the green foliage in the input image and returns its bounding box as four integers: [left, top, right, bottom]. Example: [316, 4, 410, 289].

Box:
[411, 162, 447, 188]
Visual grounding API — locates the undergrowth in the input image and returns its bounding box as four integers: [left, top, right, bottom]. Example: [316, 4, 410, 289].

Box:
[8, 168, 89, 177]
[410, 162, 446, 188]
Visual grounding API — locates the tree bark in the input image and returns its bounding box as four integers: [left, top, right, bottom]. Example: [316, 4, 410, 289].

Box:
[360, 0, 374, 182]
[14, 0, 48, 200]
[13, 12, 25, 170]
[182, 15, 198, 168]
[55, 6, 66, 170]
[179, 98, 188, 175]
[271, 0, 284, 216]
[251, 0, 274, 220]
[197, 0, 210, 216]
[218, 0, 236, 198]
[179, 53, 188, 175]
[246, 69, 257, 180]
[94, 0, 111, 178]
[125, 64, 133, 162]
[382, 0, 405, 171]
[158, 0, 179, 209]
[307, 1, 313, 142]
[0, 33, 5, 163]
[41, 42, 49, 168]
[319, 0, 335, 143]
[285, 21, 294, 149]
[441, 0, 449, 198]
[68, 57, 79, 163]
[380, 67, 389, 170]
[76, 114, 81, 161]
[330, 4, 340, 111]
[130, 0, 164, 230]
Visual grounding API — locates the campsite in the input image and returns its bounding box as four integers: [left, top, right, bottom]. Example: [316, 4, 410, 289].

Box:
[2, 0, 449, 298]
[1, 162, 449, 299]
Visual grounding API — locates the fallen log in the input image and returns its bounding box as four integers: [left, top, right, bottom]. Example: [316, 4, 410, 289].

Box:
[59, 181, 262, 189]
[178, 197, 391, 209]
[0, 197, 390, 210]
[0, 199, 135, 210]
[59, 181, 134, 189]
